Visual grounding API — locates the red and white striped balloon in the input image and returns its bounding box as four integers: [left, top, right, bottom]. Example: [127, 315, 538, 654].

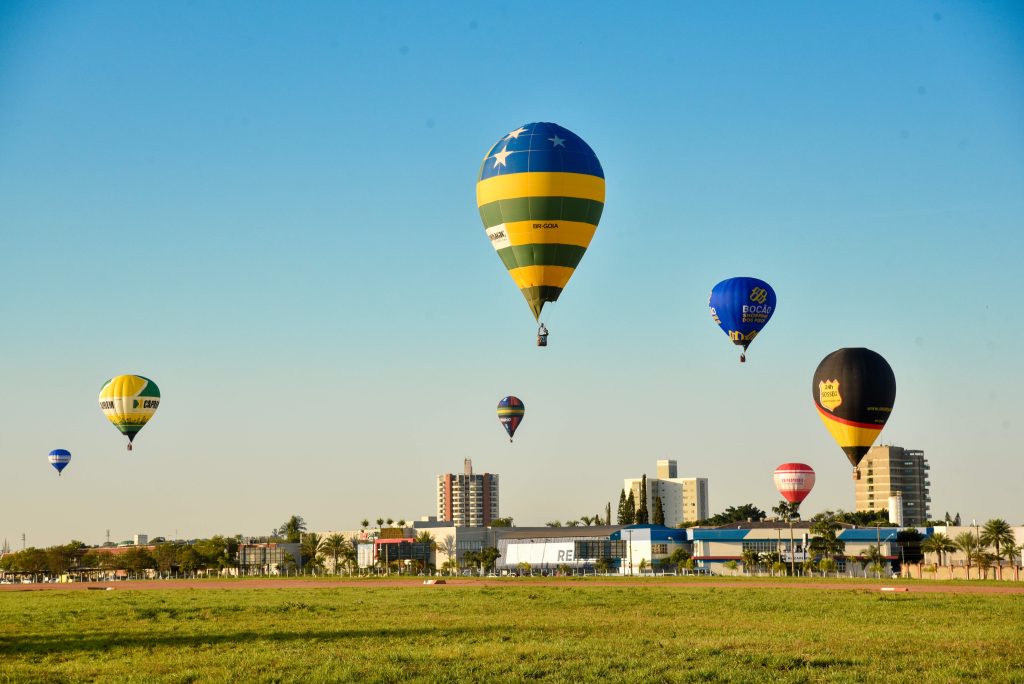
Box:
[773, 463, 815, 504]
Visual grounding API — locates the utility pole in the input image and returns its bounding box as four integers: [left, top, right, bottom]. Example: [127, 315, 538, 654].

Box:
[21, 533, 26, 550]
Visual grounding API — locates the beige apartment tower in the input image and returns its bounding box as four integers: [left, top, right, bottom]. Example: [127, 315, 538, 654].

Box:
[437, 459, 499, 527]
[625, 459, 709, 526]
[855, 445, 930, 527]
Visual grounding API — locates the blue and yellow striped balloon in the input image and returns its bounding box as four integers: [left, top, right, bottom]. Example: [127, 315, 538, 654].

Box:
[48, 449, 71, 476]
[476, 123, 604, 321]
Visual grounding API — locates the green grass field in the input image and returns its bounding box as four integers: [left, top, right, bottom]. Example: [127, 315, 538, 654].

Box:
[1, 580, 1021, 683]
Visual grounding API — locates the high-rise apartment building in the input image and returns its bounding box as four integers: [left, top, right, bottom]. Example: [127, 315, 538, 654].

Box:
[855, 445, 930, 527]
[437, 459, 499, 527]
[624, 459, 709, 526]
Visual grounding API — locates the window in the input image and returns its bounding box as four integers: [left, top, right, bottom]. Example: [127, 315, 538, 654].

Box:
[651, 544, 668, 554]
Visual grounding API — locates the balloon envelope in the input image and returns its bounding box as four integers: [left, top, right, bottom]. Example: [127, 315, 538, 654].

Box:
[773, 463, 815, 504]
[812, 348, 895, 468]
[497, 396, 525, 441]
[709, 277, 776, 358]
[99, 375, 160, 447]
[476, 122, 604, 321]
[48, 448, 71, 475]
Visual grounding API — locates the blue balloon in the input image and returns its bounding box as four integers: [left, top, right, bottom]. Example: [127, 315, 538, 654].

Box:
[709, 277, 777, 362]
[48, 448, 72, 476]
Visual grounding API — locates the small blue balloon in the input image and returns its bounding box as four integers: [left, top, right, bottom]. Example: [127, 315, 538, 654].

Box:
[48, 448, 72, 475]
[709, 277, 777, 362]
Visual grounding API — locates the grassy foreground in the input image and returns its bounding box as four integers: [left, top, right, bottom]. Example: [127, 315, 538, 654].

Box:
[1, 582, 1021, 682]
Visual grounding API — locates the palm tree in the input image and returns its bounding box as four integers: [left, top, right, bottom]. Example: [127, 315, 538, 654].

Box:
[741, 547, 759, 575]
[376, 517, 384, 528]
[321, 534, 349, 575]
[386, 518, 394, 527]
[808, 514, 846, 567]
[921, 533, 956, 569]
[397, 519, 406, 529]
[275, 515, 307, 543]
[300, 533, 324, 574]
[954, 531, 979, 579]
[437, 535, 456, 574]
[858, 544, 885, 578]
[980, 519, 1016, 580]
[360, 519, 369, 530]
[974, 551, 998, 580]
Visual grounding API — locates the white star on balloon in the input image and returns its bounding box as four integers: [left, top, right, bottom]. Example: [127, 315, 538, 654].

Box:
[492, 145, 512, 168]
[505, 127, 528, 140]
[548, 135, 565, 148]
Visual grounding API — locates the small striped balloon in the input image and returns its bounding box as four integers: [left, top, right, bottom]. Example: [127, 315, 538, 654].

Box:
[497, 396, 525, 442]
[773, 463, 815, 504]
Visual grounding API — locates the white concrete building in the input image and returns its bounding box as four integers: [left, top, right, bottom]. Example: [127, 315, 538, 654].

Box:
[624, 459, 709, 525]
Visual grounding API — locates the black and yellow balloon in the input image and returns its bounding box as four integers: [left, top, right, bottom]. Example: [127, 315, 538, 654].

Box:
[99, 374, 160, 451]
[812, 348, 896, 472]
[476, 122, 604, 323]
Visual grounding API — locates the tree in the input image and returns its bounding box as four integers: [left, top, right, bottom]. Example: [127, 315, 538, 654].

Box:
[605, 501, 611, 526]
[638, 558, 648, 574]
[360, 519, 369, 530]
[397, 519, 406, 528]
[594, 557, 613, 574]
[376, 517, 384, 528]
[897, 528, 925, 565]
[741, 548, 759, 575]
[617, 489, 628, 524]
[858, 544, 885, 578]
[566, 520, 581, 527]
[276, 516, 307, 543]
[693, 504, 768, 527]
[818, 558, 837, 576]
[954, 532, 980, 579]
[980, 519, 1016, 580]
[152, 543, 181, 575]
[479, 544, 503, 573]
[772, 501, 797, 522]
[386, 518, 394, 527]
[121, 547, 156, 577]
[653, 496, 665, 526]
[636, 475, 649, 524]
[974, 551, 998, 580]
[808, 513, 846, 565]
[546, 520, 562, 527]
[321, 534, 349, 575]
[517, 561, 532, 576]
[437, 535, 456, 574]
[490, 517, 514, 527]
[801, 557, 817, 576]
[723, 560, 739, 575]
[177, 546, 202, 574]
[668, 547, 692, 573]
[625, 490, 636, 525]
[300, 533, 324, 574]
[921, 533, 956, 568]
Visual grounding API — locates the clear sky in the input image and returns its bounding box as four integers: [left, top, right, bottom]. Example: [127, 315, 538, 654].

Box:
[2, 1, 1022, 547]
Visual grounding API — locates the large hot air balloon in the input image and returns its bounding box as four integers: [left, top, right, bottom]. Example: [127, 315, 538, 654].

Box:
[773, 463, 815, 505]
[476, 122, 604, 345]
[812, 348, 895, 477]
[709, 277, 776, 362]
[99, 375, 160, 451]
[497, 396, 525, 442]
[48, 449, 72, 476]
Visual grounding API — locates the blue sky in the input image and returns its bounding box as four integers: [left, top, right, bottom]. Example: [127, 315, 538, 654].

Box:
[1, 2, 1022, 546]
